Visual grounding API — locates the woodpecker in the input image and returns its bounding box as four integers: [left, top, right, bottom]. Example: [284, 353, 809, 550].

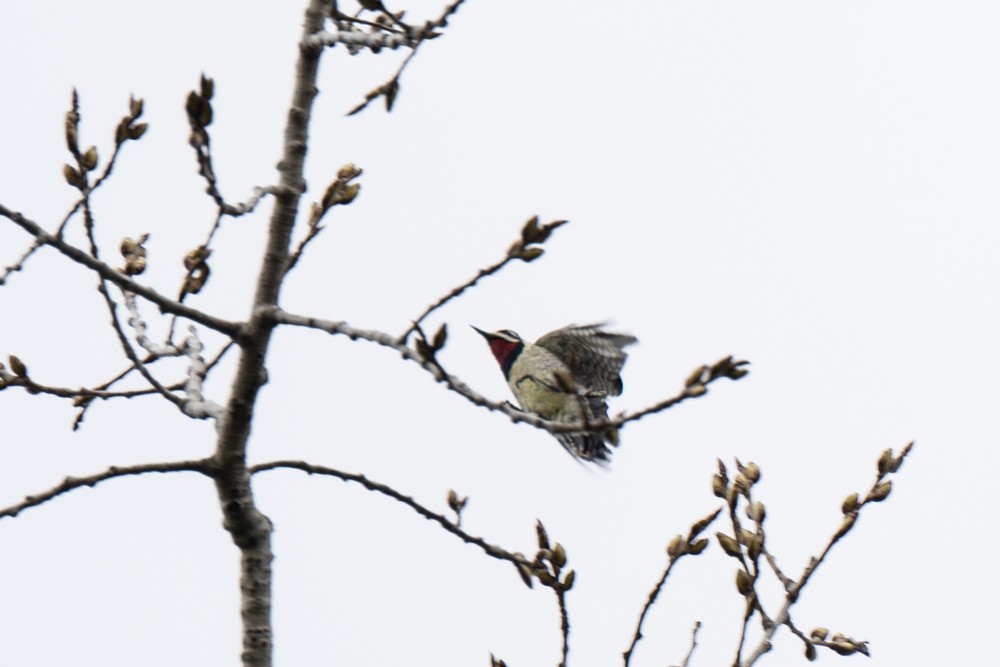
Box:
[473, 324, 636, 463]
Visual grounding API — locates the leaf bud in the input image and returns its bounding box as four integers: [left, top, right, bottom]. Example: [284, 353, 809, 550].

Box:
[712, 474, 727, 498]
[685, 384, 707, 397]
[869, 480, 892, 502]
[338, 163, 363, 181]
[689, 507, 721, 537]
[518, 247, 544, 262]
[81, 146, 98, 171]
[535, 520, 549, 550]
[127, 122, 148, 140]
[835, 513, 856, 539]
[514, 558, 533, 589]
[63, 164, 82, 188]
[841, 492, 859, 515]
[687, 538, 709, 555]
[877, 448, 894, 475]
[520, 215, 541, 245]
[9, 355, 27, 377]
[551, 542, 566, 569]
[685, 365, 707, 387]
[535, 569, 556, 587]
[667, 534, 685, 558]
[431, 323, 448, 352]
[716, 532, 742, 558]
[735, 569, 753, 596]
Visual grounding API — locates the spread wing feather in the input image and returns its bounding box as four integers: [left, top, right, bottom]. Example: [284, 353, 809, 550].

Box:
[534, 324, 636, 396]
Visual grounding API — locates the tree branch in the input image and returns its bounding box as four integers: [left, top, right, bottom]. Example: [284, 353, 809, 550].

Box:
[0, 203, 242, 338]
[738, 443, 913, 666]
[624, 508, 719, 666]
[0, 460, 214, 520]
[249, 460, 533, 568]
[271, 306, 747, 440]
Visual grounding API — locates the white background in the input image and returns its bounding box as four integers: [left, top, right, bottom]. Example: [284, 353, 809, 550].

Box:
[1, 1, 996, 665]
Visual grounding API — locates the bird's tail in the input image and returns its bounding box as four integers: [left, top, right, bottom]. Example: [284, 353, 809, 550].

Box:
[555, 393, 617, 463]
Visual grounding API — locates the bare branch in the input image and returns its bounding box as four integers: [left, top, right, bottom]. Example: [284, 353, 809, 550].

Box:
[336, 0, 470, 115]
[272, 307, 744, 446]
[678, 621, 702, 667]
[0, 237, 45, 285]
[399, 216, 568, 343]
[400, 255, 515, 343]
[556, 586, 570, 667]
[0, 204, 243, 337]
[179, 326, 225, 419]
[624, 508, 719, 666]
[70, 340, 234, 430]
[738, 442, 914, 666]
[0, 460, 214, 520]
[249, 460, 534, 568]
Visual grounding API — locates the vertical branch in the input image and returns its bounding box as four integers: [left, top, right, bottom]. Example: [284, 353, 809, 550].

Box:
[210, 1, 330, 665]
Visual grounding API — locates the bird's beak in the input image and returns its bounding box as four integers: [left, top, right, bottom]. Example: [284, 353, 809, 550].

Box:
[470, 325, 490, 339]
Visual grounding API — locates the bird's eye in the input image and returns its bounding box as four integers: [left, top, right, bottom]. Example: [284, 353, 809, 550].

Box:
[499, 329, 520, 339]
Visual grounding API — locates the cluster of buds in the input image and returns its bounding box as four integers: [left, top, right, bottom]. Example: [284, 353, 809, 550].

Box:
[807, 627, 870, 659]
[0, 355, 28, 388]
[507, 216, 568, 264]
[180, 246, 212, 297]
[115, 95, 147, 145]
[414, 323, 448, 363]
[185, 75, 214, 150]
[713, 460, 765, 615]
[119, 234, 149, 276]
[513, 520, 575, 594]
[309, 164, 363, 228]
[445, 488, 468, 527]
[837, 443, 911, 541]
[684, 356, 750, 397]
[63, 90, 144, 191]
[666, 507, 719, 561]
[713, 458, 761, 510]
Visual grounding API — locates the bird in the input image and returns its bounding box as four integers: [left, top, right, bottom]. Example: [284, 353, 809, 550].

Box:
[473, 324, 636, 463]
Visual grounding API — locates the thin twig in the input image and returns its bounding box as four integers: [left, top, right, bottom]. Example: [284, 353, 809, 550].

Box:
[272, 307, 745, 442]
[0, 203, 242, 337]
[0, 460, 214, 520]
[249, 460, 533, 568]
[399, 253, 516, 343]
[71, 340, 234, 429]
[556, 586, 570, 667]
[0, 238, 45, 285]
[679, 621, 702, 667]
[739, 443, 914, 666]
[283, 218, 326, 278]
[623, 557, 681, 665]
[334, 0, 470, 115]
[624, 508, 719, 666]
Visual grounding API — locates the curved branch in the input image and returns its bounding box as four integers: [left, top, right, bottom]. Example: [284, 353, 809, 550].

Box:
[739, 442, 914, 666]
[249, 460, 532, 568]
[0, 460, 214, 520]
[0, 203, 242, 338]
[270, 306, 746, 438]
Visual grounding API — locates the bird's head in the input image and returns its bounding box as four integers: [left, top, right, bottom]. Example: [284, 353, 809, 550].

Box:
[472, 326, 525, 374]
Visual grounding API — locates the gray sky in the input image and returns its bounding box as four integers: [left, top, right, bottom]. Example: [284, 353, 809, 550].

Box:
[1, 1, 996, 665]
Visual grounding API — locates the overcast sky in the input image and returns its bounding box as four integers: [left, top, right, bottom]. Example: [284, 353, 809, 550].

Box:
[1, 1, 997, 665]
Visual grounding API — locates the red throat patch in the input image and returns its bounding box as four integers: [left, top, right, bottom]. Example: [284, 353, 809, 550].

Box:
[487, 338, 521, 371]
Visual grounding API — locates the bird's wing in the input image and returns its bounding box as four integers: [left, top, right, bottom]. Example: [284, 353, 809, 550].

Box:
[535, 324, 636, 396]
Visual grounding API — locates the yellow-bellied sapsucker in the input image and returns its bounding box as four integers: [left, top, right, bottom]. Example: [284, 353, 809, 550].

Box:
[473, 324, 636, 463]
